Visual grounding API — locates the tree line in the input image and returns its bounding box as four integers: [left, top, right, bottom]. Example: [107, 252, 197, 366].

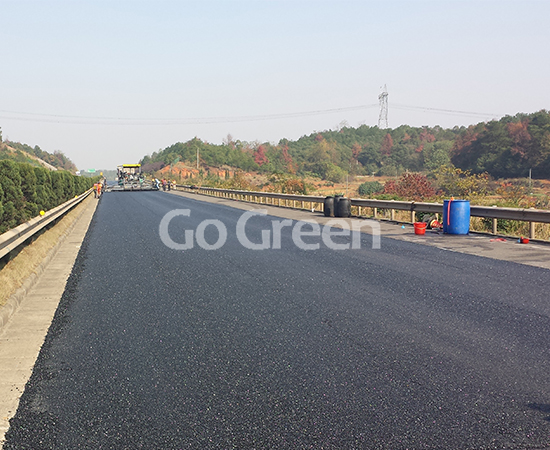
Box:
[141, 110, 550, 181]
[0, 160, 95, 233]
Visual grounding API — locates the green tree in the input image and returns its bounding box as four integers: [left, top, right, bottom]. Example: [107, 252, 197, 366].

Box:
[34, 167, 55, 210]
[358, 181, 383, 197]
[0, 182, 4, 223]
[424, 141, 452, 171]
[18, 163, 39, 218]
[0, 160, 26, 232]
[325, 163, 346, 183]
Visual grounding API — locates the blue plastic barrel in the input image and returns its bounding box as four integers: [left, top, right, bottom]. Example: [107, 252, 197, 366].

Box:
[443, 199, 470, 234]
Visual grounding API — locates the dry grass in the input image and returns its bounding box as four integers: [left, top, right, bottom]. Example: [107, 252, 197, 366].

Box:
[0, 196, 93, 308]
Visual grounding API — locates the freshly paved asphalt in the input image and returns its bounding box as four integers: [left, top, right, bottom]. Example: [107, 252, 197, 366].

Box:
[4, 191, 550, 449]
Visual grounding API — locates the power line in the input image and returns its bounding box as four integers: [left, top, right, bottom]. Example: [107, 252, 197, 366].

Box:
[0, 103, 503, 127]
[0, 104, 380, 126]
[392, 103, 499, 118]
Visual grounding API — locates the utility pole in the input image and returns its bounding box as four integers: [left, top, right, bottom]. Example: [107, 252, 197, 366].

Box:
[378, 84, 389, 129]
[197, 148, 199, 170]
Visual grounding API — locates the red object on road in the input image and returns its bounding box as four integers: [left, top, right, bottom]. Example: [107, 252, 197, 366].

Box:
[414, 222, 427, 235]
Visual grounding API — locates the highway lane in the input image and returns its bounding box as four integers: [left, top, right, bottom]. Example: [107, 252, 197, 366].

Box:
[4, 191, 550, 449]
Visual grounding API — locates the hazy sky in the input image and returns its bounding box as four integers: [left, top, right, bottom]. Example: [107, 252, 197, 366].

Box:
[1, 0, 548, 171]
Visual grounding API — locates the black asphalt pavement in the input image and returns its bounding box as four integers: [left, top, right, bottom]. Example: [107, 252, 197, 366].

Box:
[4, 191, 550, 449]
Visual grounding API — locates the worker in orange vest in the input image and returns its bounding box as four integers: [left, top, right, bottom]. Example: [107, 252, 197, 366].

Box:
[94, 181, 102, 198]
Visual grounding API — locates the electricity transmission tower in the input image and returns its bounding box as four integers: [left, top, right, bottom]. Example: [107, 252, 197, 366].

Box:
[378, 85, 388, 129]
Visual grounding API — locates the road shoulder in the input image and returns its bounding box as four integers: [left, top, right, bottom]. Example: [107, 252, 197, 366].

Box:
[0, 196, 98, 447]
[167, 190, 550, 271]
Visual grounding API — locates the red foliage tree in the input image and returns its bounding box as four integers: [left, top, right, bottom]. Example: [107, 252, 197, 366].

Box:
[419, 128, 436, 143]
[452, 126, 480, 156]
[254, 145, 269, 166]
[351, 142, 362, 160]
[281, 144, 296, 173]
[281, 144, 292, 165]
[383, 172, 436, 201]
[507, 120, 531, 157]
[380, 133, 393, 156]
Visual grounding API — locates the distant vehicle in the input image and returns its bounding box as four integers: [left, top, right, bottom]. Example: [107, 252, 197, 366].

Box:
[107, 164, 159, 192]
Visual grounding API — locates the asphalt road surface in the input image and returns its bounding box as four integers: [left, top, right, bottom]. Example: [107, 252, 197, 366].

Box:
[4, 192, 550, 449]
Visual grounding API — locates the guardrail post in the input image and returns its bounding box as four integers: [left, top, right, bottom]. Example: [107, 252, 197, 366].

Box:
[373, 207, 378, 218]
[410, 210, 415, 223]
[492, 218, 498, 234]
[391, 209, 395, 221]
[529, 208, 536, 239]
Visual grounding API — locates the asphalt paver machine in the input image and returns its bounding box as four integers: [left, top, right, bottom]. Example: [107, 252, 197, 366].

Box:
[108, 164, 159, 192]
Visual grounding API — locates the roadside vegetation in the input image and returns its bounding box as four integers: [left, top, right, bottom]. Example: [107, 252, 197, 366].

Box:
[141, 110, 550, 182]
[2, 111, 550, 237]
[0, 159, 96, 233]
[136, 109, 550, 239]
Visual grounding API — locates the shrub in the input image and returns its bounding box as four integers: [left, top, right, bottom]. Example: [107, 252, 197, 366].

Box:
[433, 166, 489, 199]
[358, 181, 383, 197]
[382, 172, 437, 201]
[0, 161, 94, 233]
[325, 164, 347, 183]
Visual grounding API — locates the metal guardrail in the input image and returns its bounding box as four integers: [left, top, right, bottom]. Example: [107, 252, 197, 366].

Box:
[0, 188, 93, 260]
[176, 185, 550, 240]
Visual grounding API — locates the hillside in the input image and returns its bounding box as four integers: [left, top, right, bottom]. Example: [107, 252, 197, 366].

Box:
[141, 110, 550, 181]
[0, 144, 57, 171]
[0, 139, 77, 173]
